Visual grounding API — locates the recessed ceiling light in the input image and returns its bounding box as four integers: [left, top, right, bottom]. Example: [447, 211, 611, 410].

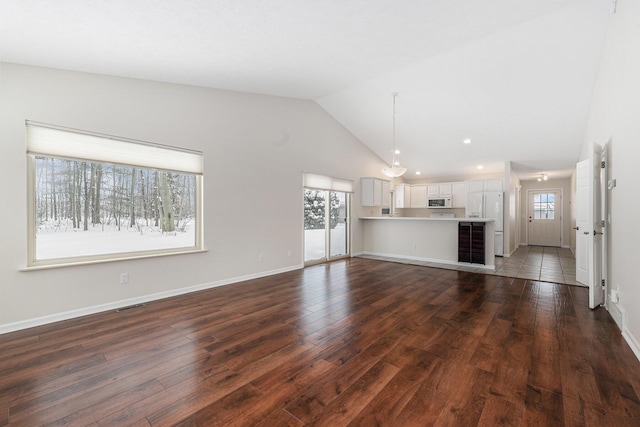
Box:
[394, 149, 400, 154]
[464, 138, 471, 144]
[477, 165, 484, 169]
[415, 171, 421, 175]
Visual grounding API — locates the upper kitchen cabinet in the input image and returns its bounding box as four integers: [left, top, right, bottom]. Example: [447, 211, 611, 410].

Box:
[410, 185, 428, 208]
[466, 179, 504, 193]
[394, 183, 411, 208]
[381, 181, 391, 206]
[360, 177, 391, 206]
[467, 180, 484, 192]
[428, 183, 452, 196]
[483, 179, 503, 192]
[452, 182, 467, 208]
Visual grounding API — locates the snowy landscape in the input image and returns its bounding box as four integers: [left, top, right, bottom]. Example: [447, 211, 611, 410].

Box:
[36, 221, 195, 260]
[33, 157, 196, 261]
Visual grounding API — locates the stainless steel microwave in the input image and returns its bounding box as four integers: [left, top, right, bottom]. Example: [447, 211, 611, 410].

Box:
[427, 196, 452, 208]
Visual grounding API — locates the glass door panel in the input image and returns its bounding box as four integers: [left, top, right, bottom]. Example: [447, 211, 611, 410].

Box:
[329, 191, 348, 259]
[304, 189, 326, 263]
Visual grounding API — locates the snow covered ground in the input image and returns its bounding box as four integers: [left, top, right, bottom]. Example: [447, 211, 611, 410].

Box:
[304, 224, 347, 262]
[36, 223, 195, 260]
[36, 221, 343, 262]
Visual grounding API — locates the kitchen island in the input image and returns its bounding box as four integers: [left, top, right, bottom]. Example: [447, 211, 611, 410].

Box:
[361, 217, 495, 269]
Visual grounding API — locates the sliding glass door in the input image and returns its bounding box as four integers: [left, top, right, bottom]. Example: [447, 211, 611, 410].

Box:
[304, 189, 349, 264]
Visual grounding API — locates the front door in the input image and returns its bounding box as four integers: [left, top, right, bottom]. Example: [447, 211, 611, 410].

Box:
[528, 191, 561, 247]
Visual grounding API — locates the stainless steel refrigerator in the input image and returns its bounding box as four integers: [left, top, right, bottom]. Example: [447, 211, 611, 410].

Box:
[466, 191, 504, 256]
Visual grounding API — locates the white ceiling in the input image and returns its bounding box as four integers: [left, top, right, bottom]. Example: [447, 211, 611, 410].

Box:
[0, 0, 612, 181]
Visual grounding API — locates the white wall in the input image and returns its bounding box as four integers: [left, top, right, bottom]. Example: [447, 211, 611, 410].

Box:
[580, 0, 640, 356]
[506, 164, 521, 256]
[519, 178, 572, 248]
[0, 63, 387, 331]
[569, 169, 577, 253]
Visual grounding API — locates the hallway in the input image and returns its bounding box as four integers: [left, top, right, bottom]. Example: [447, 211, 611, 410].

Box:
[360, 245, 579, 286]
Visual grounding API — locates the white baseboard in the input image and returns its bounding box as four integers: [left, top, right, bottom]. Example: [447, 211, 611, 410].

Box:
[362, 251, 495, 271]
[351, 251, 365, 257]
[608, 301, 640, 363]
[0, 264, 304, 335]
[622, 329, 640, 364]
[609, 301, 625, 331]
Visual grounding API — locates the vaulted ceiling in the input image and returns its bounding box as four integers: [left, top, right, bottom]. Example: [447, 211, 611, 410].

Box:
[0, 0, 611, 180]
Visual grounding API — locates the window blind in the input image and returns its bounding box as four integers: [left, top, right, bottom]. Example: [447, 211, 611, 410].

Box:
[303, 172, 353, 193]
[26, 121, 203, 175]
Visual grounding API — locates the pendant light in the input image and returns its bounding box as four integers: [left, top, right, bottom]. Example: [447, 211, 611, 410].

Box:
[381, 92, 407, 178]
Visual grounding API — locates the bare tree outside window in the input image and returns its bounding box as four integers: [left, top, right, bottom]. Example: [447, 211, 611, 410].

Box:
[34, 156, 197, 261]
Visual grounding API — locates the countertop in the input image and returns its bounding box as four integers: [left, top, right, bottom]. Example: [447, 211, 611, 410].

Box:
[360, 216, 495, 222]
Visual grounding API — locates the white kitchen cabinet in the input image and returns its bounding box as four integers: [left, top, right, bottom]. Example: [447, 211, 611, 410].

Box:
[427, 185, 440, 196]
[382, 181, 391, 206]
[360, 177, 390, 206]
[467, 180, 484, 193]
[466, 179, 503, 193]
[410, 185, 427, 208]
[483, 179, 503, 192]
[438, 183, 453, 195]
[394, 183, 411, 208]
[452, 182, 467, 208]
[428, 183, 452, 196]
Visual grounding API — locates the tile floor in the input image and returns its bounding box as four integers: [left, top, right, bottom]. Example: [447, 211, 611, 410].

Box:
[359, 245, 580, 286]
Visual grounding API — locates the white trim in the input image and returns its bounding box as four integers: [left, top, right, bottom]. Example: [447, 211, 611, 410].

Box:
[609, 301, 625, 331]
[608, 302, 640, 364]
[21, 248, 208, 271]
[622, 330, 640, 364]
[362, 251, 495, 270]
[0, 264, 303, 335]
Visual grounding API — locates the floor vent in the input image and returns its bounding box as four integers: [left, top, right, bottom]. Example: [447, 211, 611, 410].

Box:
[115, 303, 146, 312]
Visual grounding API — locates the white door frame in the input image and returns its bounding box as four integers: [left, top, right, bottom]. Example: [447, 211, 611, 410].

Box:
[515, 184, 521, 250]
[525, 188, 563, 247]
[600, 142, 610, 308]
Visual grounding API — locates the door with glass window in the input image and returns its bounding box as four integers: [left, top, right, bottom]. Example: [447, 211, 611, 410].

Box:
[304, 189, 349, 264]
[528, 191, 561, 247]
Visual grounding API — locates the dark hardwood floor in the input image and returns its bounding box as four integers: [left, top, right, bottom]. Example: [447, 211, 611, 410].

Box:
[2, 258, 640, 426]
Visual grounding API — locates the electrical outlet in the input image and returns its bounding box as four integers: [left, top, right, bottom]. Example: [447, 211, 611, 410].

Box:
[287, 250, 291, 258]
[611, 289, 619, 303]
[259, 254, 264, 262]
[120, 273, 129, 284]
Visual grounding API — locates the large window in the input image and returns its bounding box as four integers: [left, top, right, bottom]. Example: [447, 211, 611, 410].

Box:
[26, 122, 203, 267]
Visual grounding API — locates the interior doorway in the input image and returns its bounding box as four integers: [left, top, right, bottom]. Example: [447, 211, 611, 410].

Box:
[527, 190, 562, 247]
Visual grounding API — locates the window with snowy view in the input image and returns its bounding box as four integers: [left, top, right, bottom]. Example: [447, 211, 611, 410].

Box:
[26, 122, 203, 267]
